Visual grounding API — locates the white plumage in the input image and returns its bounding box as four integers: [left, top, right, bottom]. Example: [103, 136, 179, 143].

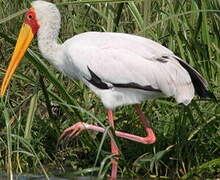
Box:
[32, 1, 197, 110]
[66, 33, 195, 108]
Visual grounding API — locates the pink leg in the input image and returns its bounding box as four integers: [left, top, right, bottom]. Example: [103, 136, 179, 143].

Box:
[107, 110, 119, 179]
[58, 104, 156, 145]
[133, 104, 156, 144]
[58, 104, 156, 178]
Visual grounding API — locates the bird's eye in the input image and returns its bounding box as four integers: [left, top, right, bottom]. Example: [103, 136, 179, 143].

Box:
[28, 15, 33, 19]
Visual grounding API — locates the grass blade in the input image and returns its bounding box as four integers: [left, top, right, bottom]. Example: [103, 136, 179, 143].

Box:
[24, 92, 38, 140]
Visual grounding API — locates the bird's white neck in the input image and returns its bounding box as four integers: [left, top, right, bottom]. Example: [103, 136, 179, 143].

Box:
[37, 24, 61, 64]
[33, 0, 63, 69]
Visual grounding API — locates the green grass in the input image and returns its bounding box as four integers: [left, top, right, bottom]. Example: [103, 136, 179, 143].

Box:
[0, 0, 220, 179]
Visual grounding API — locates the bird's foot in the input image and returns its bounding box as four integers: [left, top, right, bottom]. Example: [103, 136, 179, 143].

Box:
[57, 122, 87, 144]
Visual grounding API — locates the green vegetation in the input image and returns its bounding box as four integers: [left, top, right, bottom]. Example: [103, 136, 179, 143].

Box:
[0, 0, 219, 179]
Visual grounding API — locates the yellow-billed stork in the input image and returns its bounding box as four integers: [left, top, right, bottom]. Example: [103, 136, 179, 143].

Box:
[0, 0, 215, 178]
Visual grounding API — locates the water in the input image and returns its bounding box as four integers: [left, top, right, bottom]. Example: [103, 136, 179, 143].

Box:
[0, 174, 94, 180]
[0, 174, 144, 180]
[0, 174, 97, 180]
[0, 174, 96, 180]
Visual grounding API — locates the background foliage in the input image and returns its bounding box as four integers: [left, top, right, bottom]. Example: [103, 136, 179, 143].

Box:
[0, 0, 219, 179]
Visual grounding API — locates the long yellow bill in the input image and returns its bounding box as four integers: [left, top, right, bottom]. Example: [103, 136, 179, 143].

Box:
[0, 23, 34, 97]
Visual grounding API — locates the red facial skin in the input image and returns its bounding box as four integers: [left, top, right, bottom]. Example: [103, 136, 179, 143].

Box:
[24, 8, 40, 35]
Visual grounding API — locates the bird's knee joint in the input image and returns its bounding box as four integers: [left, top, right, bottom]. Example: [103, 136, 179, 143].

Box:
[143, 135, 156, 144]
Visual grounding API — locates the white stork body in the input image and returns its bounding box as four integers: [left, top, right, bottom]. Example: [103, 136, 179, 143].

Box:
[61, 32, 194, 109]
[33, 0, 197, 110]
[31, 0, 212, 110]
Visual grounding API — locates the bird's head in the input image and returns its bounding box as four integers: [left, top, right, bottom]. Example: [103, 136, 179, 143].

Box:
[0, 0, 60, 96]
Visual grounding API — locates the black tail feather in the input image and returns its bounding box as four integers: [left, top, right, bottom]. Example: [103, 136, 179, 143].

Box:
[174, 57, 216, 100]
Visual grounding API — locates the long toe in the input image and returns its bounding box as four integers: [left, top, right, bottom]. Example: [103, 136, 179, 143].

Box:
[57, 128, 72, 144]
[57, 122, 87, 144]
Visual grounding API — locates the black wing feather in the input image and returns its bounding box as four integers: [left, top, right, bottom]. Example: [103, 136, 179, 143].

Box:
[175, 57, 216, 100]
